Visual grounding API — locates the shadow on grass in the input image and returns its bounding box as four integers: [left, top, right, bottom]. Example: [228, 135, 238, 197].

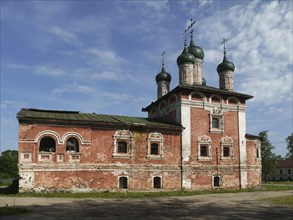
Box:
[2, 197, 292, 220]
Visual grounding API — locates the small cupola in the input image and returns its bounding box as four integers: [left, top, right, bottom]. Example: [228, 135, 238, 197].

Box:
[176, 41, 196, 66]
[156, 56, 171, 99]
[156, 62, 172, 84]
[217, 50, 235, 73]
[217, 38, 235, 91]
[188, 31, 204, 60]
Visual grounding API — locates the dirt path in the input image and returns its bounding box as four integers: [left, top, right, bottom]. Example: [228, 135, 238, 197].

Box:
[1, 190, 293, 220]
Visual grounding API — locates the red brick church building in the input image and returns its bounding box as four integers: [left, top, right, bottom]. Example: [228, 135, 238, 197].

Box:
[17, 26, 262, 192]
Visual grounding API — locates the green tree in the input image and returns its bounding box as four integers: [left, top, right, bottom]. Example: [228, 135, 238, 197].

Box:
[259, 131, 278, 182]
[0, 150, 18, 179]
[285, 133, 293, 159]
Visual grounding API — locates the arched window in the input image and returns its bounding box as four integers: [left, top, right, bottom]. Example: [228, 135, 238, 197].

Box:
[151, 143, 159, 155]
[153, 177, 162, 189]
[66, 137, 79, 152]
[119, 177, 128, 189]
[118, 141, 127, 153]
[39, 137, 56, 152]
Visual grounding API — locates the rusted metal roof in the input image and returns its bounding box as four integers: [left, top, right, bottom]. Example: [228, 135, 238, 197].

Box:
[17, 108, 183, 132]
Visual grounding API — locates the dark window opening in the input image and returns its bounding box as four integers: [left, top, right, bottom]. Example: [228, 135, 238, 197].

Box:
[200, 145, 208, 157]
[212, 118, 219, 128]
[66, 137, 79, 152]
[154, 177, 161, 189]
[151, 143, 159, 155]
[40, 137, 56, 152]
[214, 176, 220, 187]
[280, 169, 283, 175]
[119, 177, 128, 189]
[223, 146, 230, 157]
[118, 141, 127, 153]
[288, 169, 291, 174]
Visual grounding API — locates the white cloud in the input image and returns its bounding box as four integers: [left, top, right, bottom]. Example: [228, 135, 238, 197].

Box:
[53, 82, 93, 95]
[47, 26, 81, 46]
[142, 0, 168, 10]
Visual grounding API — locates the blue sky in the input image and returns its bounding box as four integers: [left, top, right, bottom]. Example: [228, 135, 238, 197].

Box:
[1, 0, 292, 156]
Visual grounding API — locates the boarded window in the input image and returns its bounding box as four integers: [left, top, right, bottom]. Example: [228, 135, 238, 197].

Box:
[119, 177, 128, 189]
[118, 141, 127, 153]
[39, 137, 56, 152]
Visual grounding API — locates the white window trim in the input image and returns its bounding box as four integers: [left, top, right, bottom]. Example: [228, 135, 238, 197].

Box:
[220, 136, 234, 160]
[198, 134, 212, 160]
[112, 130, 133, 159]
[147, 132, 164, 159]
[210, 107, 224, 134]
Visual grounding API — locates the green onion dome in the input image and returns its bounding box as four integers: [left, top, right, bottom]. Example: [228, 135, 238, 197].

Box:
[217, 51, 235, 73]
[156, 63, 172, 83]
[176, 43, 196, 66]
[202, 78, 206, 86]
[188, 35, 204, 60]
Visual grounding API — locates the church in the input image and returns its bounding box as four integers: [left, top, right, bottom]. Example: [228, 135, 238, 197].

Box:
[17, 22, 262, 192]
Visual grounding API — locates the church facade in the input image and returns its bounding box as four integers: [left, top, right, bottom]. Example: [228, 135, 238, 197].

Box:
[17, 27, 262, 192]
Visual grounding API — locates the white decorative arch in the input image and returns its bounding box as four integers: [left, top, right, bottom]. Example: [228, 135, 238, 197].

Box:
[209, 94, 223, 104]
[62, 132, 90, 145]
[35, 130, 62, 144]
[227, 96, 240, 105]
[189, 91, 206, 101]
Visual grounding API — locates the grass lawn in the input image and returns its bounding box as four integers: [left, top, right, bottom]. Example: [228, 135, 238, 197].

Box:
[0, 184, 291, 199]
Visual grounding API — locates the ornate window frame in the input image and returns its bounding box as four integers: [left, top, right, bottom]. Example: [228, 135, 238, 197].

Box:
[146, 132, 164, 159]
[210, 107, 224, 133]
[220, 136, 234, 160]
[112, 130, 133, 159]
[198, 134, 212, 161]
